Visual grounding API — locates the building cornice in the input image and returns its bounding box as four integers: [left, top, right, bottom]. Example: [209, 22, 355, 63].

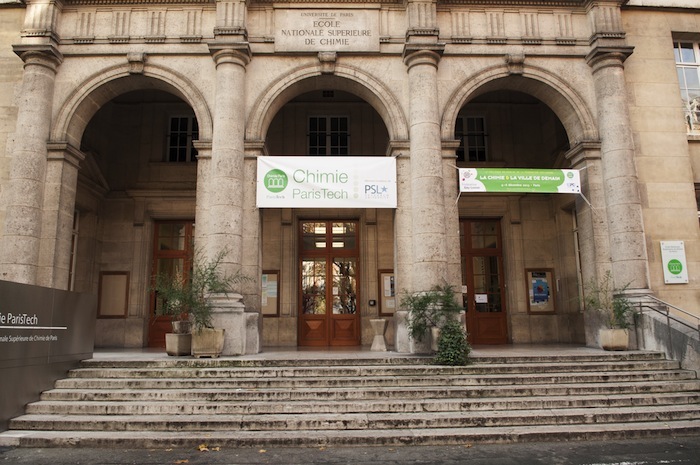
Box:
[66, 0, 212, 5]
[64, 0, 582, 7]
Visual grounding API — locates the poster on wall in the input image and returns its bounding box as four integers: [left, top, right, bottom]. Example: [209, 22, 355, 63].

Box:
[526, 269, 556, 313]
[257, 156, 397, 208]
[459, 168, 580, 194]
[660, 241, 689, 284]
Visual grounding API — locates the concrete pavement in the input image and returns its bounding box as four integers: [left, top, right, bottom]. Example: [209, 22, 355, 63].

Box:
[2, 436, 700, 465]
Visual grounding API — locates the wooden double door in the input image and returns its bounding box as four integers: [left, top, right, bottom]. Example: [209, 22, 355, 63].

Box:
[461, 219, 508, 345]
[148, 221, 195, 348]
[298, 221, 360, 346]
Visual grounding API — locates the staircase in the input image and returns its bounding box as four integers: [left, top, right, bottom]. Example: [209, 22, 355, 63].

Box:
[1, 350, 700, 448]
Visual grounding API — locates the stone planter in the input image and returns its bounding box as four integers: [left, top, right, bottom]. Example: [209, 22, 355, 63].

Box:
[191, 328, 226, 358]
[171, 320, 191, 335]
[600, 328, 629, 351]
[165, 333, 192, 356]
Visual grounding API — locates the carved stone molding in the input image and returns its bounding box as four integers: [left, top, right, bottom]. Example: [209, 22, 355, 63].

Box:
[127, 52, 146, 74]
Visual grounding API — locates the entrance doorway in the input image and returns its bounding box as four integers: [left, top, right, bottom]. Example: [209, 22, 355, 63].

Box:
[298, 221, 360, 346]
[461, 219, 508, 344]
[148, 221, 195, 348]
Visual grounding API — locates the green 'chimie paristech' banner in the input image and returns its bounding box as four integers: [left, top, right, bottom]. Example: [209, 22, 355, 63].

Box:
[459, 168, 581, 194]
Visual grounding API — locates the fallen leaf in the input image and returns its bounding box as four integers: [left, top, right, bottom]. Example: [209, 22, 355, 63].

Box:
[174, 460, 189, 464]
[464, 444, 473, 448]
[259, 449, 267, 453]
[198, 444, 209, 452]
[319, 447, 326, 451]
[211, 447, 221, 452]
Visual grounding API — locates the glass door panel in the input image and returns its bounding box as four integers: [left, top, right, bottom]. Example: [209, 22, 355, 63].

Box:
[332, 258, 357, 315]
[302, 259, 327, 315]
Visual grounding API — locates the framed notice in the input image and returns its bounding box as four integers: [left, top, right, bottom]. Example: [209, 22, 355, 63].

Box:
[379, 270, 396, 316]
[98, 272, 129, 318]
[262, 270, 280, 317]
[526, 268, 556, 314]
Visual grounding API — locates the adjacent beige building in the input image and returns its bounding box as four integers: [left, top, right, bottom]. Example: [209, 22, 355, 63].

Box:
[0, 0, 698, 356]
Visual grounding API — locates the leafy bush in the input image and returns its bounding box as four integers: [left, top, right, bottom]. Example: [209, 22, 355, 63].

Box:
[434, 320, 471, 366]
[401, 284, 463, 342]
[151, 249, 251, 331]
[583, 271, 634, 329]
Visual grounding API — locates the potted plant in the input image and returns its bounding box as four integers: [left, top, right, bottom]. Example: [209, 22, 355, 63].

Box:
[584, 271, 635, 351]
[151, 270, 192, 356]
[152, 248, 250, 357]
[400, 284, 471, 365]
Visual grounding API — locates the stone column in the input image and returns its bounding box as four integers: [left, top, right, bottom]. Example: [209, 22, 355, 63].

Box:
[202, 14, 257, 352]
[37, 143, 84, 289]
[566, 141, 610, 285]
[585, 0, 650, 292]
[0, 47, 62, 285]
[394, 0, 448, 353]
[203, 46, 249, 269]
[403, 47, 448, 293]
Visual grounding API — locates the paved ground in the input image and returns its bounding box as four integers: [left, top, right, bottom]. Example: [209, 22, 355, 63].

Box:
[1, 436, 699, 465]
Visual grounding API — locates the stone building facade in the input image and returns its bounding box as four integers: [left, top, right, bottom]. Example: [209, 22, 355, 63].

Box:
[0, 0, 698, 353]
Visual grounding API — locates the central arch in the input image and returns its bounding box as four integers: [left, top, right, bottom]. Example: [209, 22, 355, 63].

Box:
[246, 63, 409, 144]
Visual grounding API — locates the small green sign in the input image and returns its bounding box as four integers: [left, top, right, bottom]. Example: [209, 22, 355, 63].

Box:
[264, 169, 288, 193]
[667, 259, 683, 275]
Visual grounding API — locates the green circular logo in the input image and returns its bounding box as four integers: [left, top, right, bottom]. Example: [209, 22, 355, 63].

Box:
[264, 169, 288, 193]
[668, 259, 683, 275]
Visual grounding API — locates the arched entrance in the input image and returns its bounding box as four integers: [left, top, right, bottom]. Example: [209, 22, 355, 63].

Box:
[260, 83, 394, 347]
[448, 76, 595, 346]
[54, 68, 211, 348]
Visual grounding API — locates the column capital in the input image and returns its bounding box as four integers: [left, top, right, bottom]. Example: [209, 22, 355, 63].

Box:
[46, 141, 85, 169]
[585, 46, 634, 72]
[208, 44, 251, 67]
[12, 44, 63, 69]
[565, 140, 602, 168]
[403, 45, 444, 69]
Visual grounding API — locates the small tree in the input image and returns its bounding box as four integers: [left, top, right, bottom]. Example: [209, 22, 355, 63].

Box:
[583, 271, 634, 329]
[400, 284, 471, 366]
[401, 284, 463, 342]
[151, 249, 251, 331]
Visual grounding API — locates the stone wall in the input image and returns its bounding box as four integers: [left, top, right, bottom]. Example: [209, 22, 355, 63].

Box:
[0, 6, 23, 249]
[622, 9, 700, 310]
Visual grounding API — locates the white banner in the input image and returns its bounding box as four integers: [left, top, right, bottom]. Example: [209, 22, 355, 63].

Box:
[257, 156, 397, 208]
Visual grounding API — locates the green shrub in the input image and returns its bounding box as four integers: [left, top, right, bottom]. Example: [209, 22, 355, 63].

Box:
[401, 284, 463, 342]
[434, 320, 471, 366]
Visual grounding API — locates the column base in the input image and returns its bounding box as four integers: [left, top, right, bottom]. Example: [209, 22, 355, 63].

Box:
[208, 292, 261, 355]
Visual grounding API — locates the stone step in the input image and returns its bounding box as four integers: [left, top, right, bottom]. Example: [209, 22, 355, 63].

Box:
[4, 420, 700, 448]
[53, 369, 696, 390]
[39, 380, 700, 402]
[2, 350, 698, 449]
[76, 351, 667, 369]
[11, 404, 700, 432]
[65, 360, 683, 379]
[25, 392, 700, 416]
